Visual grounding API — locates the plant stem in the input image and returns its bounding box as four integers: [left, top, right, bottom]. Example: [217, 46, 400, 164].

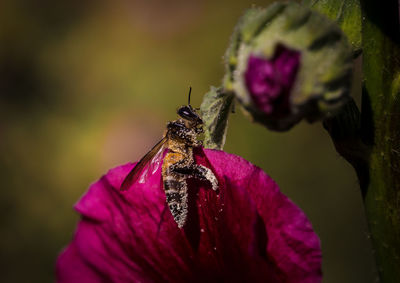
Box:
[318, 0, 400, 281]
[359, 1, 400, 281]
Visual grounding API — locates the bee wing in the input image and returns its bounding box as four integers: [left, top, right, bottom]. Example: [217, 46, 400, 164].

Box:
[120, 137, 167, 191]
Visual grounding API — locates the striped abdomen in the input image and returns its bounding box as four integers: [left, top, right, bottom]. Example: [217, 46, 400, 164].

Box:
[162, 152, 189, 228]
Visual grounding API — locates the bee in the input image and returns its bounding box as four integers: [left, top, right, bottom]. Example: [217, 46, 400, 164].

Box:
[121, 87, 218, 228]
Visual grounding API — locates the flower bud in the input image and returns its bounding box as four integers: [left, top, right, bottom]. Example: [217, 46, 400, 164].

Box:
[224, 2, 353, 131]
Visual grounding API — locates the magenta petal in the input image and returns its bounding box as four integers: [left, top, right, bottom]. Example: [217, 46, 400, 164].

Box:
[56, 149, 321, 283]
[201, 150, 322, 282]
[245, 44, 301, 117]
[56, 241, 105, 283]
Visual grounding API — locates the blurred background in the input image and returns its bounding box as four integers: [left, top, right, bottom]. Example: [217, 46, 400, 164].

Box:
[0, 0, 376, 282]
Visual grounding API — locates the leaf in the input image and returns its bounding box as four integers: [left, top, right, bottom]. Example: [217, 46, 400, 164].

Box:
[200, 87, 234, 150]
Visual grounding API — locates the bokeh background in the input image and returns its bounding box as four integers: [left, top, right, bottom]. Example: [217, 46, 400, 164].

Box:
[0, 0, 377, 282]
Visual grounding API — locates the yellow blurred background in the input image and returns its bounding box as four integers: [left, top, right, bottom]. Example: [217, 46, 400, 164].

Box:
[0, 0, 376, 282]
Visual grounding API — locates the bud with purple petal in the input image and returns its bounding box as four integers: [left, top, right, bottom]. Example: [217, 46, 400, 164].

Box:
[224, 2, 353, 131]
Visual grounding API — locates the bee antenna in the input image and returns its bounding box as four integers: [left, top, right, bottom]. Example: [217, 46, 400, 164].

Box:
[188, 86, 192, 106]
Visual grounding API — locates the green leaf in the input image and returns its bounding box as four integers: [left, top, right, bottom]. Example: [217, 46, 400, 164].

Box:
[200, 87, 234, 150]
[303, 0, 362, 57]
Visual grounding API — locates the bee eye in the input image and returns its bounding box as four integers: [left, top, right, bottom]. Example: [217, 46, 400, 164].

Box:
[178, 106, 198, 121]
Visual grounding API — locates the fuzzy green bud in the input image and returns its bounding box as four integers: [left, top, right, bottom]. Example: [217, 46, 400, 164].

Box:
[224, 1, 353, 131]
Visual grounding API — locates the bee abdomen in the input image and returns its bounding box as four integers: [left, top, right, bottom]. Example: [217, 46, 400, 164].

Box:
[163, 178, 182, 191]
[163, 177, 188, 228]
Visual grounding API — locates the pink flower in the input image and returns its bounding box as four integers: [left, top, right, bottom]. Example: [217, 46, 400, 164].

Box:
[56, 148, 321, 283]
[245, 45, 300, 117]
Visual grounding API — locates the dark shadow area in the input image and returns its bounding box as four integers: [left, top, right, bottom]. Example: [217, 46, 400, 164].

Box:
[254, 214, 268, 260]
[361, 0, 400, 44]
[0, 49, 43, 108]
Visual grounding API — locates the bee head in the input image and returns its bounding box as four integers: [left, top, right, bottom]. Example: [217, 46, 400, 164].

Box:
[177, 105, 203, 125]
[177, 86, 203, 125]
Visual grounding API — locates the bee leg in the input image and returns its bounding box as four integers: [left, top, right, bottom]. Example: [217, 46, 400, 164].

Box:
[168, 159, 191, 176]
[171, 164, 218, 191]
[192, 165, 218, 191]
[193, 140, 202, 147]
[195, 127, 203, 134]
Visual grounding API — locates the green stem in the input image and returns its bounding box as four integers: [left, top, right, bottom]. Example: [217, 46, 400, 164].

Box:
[310, 0, 400, 281]
[326, 1, 400, 281]
[360, 1, 400, 281]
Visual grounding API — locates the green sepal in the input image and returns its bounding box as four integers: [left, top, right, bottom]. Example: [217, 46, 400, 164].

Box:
[303, 0, 362, 57]
[224, 3, 287, 90]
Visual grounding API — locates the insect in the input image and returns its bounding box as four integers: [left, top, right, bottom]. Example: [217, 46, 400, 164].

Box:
[121, 87, 218, 228]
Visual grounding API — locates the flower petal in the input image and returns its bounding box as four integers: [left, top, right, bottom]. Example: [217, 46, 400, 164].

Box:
[57, 149, 321, 282]
[56, 241, 105, 283]
[245, 45, 300, 117]
[200, 149, 322, 282]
